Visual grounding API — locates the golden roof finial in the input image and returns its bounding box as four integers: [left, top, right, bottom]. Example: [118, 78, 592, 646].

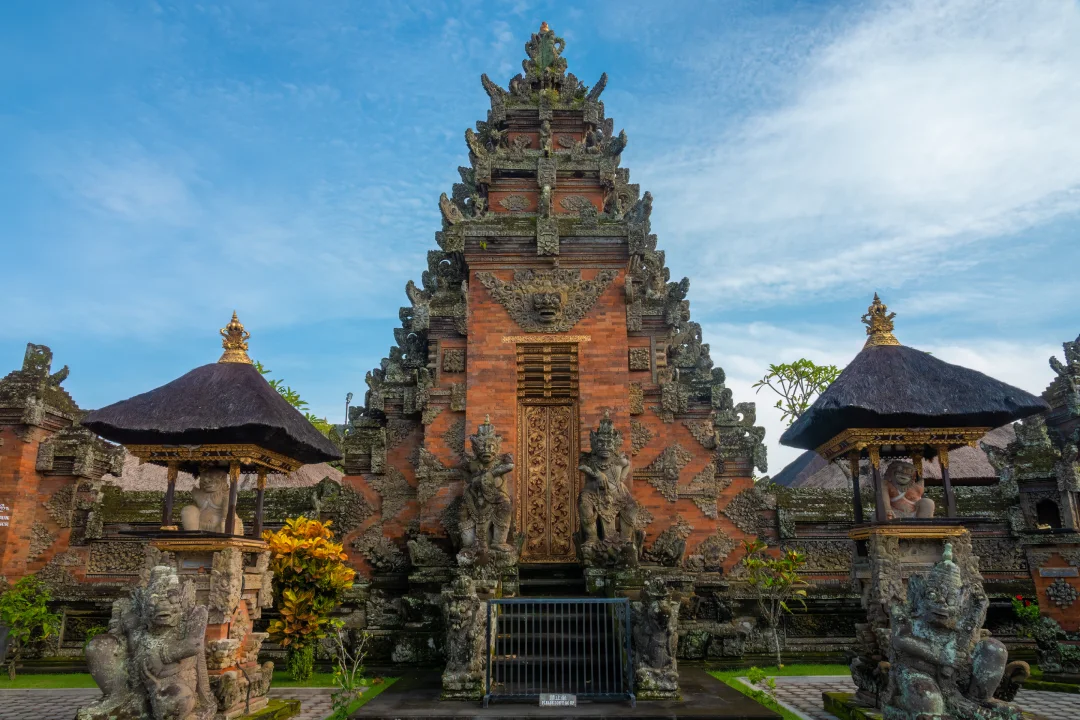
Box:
[540, 21, 550, 33]
[861, 293, 900, 348]
[218, 311, 252, 364]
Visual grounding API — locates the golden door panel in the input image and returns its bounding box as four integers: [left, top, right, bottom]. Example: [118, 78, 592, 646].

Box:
[518, 403, 577, 563]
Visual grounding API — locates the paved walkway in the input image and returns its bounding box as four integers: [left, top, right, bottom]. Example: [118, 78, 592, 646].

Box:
[0, 687, 337, 720]
[738, 675, 1080, 720]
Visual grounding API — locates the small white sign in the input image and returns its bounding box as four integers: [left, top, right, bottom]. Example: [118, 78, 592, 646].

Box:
[539, 693, 577, 707]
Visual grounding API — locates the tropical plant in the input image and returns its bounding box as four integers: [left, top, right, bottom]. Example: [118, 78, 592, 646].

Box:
[0, 575, 61, 679]
[740, 538, 809, 668]
[752, 359, 842, 426]
[1011, 594, 1041, 636]
[263, 517, 355, 681]
[327, 620, 372, 720]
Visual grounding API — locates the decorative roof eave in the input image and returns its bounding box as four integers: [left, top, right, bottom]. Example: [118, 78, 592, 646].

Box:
[126, 443, 303, 474]
[814, 426, 991, 464]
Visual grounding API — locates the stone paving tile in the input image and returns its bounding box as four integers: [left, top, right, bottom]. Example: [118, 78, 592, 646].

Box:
[0, 686, 344, 720]
[747, 675, 1080, 720]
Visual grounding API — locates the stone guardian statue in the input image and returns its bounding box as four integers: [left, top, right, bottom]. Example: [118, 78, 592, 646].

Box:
[180, 467, 244, 535]
[884, 461, 934, 520]
[457, 416, 515, 568]
[577, 411, 640, 567]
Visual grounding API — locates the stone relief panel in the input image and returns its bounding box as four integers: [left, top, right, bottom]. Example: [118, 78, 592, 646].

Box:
[476, 268, 618, 333]
[442, 349, 466, 373]
[629, 348, 651, 371]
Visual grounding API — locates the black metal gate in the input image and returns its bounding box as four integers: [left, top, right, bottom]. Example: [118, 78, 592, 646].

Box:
[484, 597, 635, 707]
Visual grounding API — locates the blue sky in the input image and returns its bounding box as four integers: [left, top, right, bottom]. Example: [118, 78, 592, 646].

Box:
[2, 0, 1078, 471]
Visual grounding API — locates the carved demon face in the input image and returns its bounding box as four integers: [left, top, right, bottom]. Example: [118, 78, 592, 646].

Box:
[530, 291, 563, 324]
[199, 467, 230, 496]
[885, 461, 916, 490]
[146, 575, 184, 628]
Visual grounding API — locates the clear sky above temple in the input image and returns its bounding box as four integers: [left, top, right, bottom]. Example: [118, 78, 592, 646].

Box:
[2, 0, 1078, 470]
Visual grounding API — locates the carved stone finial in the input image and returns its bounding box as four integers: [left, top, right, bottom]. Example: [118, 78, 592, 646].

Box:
[862, 293, 900, 348]
[218, 311, 252, 364]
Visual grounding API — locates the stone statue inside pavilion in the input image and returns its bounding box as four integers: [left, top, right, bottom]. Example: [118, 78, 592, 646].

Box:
[884, 460, 934, 520]
[180, 466, 245, 535]
[457, 416, 515, 567]
[578, 412, 640, 567]
[79, 565, 215, 720]
[883, 544, 1027, 720]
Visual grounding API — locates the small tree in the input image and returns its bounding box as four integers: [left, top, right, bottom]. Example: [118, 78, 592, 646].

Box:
[0, 575, 61, 679]
[327, 620, 372, 720]
[264, 518, 355, 681]
[740, 538, 809, 667]
[752, 359, 841, 426]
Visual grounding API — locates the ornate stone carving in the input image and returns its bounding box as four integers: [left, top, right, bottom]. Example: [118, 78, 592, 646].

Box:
[370, 466, 415, 520]
[885, 461, 934, 519]
[457, 417, 515, 568]
[476, 268, 617, 333]
[628, 347, 651, 371]
[208, 547, 243, 625]
[442, 418, 467, 459]
[639, 444, 693, 501]
[450, 382, 466, 412]
[971, 538, 1027, 573]
[790, 540, 854, 573]
[312, 480, 375, 536]
[415, 447, 464, 506]
[537, 218, 559, 255]
[180, 468, 243, 535]
[630, 419, 652, 455]
[713, 375, 767, 473]
[685, 531, 738, 573]
[629, 382, 645, 415]
[441, 575, 486, 700]
[631, 577, 679, 699]
[643, 520, 692, 567]
[352, 528, 408, 574]
[78, 565, 215, 720]
[683, 419, 716, 450]
[498, 194, 529, 212]
[1045, 578, 1079, 609]
[407, 535, 453, 568]
[28, 521, 54, 560]
[883, 544, 1028, 720]
[442, 348, 466, 373]
[559, 195, 593, 214]
[722, 486, 771, 536]
[684, 461, 730, 519]
[88, 540, 147, 576]
[577, 412, 640, 568]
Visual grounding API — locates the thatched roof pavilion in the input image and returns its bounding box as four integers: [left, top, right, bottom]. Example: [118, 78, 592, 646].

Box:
[83, 312, 340, 536]
[779, 295, 1047, 522]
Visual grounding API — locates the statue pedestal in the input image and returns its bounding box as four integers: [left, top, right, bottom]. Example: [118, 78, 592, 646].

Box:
[150, 536, 275, 720]
[847, 523, 974, 708]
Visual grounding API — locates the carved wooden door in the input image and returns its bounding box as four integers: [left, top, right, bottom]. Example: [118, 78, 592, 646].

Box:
[518, 404, 578, 563]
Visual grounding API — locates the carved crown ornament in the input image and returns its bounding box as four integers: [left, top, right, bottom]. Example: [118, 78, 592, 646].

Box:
[862, 293, 900, 348]
[476, 268, 618, 333]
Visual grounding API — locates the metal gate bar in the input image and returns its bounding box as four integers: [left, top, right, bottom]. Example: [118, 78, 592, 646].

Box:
[484, 597, 634, 707]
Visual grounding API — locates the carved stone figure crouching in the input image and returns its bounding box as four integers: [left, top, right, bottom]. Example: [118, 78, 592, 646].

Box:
[180, 467, 244, 535]
[883, 544, 1028, 720]
[631, 576, 679, 699]
[79, 565, 215, 720]
[457, 416, 515, 568]
[441, 574, 487, 700]
[577, 412, 641, 568]
[885, 461, 934, 520]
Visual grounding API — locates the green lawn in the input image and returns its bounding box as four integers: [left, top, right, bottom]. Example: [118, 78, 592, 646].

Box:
[708, 664, 851, 720]
[0, 673, 97, 689]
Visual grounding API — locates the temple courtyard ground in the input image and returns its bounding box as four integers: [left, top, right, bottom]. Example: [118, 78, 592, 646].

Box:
[0, 675, 1077, 720]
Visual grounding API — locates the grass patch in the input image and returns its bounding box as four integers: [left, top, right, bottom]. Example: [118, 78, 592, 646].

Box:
[707, 665, 850, 720]
[270, 671, 338, 688]
[0, 673, 97, 689]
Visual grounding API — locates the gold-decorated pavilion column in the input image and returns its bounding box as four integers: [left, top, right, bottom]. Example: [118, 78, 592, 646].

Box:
[224, 460, 241, 536]
[253, 466, 267, 538]
[938, 446, 957, 518]
[869, 446, 888, 523]
[161, 460, 179, 530]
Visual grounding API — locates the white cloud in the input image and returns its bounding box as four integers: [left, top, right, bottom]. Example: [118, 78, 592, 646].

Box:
[647, 0, 1080, 307]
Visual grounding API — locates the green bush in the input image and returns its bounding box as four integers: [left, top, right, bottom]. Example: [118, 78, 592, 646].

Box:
[0, 575, 61, 680]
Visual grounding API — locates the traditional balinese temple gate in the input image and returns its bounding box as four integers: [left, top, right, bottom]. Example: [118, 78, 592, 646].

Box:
[338, 22, 768, 702]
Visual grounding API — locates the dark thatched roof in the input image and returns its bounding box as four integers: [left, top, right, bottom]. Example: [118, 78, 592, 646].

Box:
[780, 344, 1049, 451]
[773, 424, 1015, 488]
[82, 362, 342, 465]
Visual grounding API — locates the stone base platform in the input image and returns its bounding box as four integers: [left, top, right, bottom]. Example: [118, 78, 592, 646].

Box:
[351, 667, 778, 719]
[823, 691, 1047, 720]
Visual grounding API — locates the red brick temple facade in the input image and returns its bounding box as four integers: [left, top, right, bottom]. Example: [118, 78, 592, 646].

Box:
[338, 24, 769, 592]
